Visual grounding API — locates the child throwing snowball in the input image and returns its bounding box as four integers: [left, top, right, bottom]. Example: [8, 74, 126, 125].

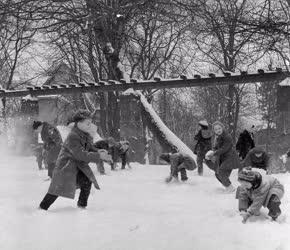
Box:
[39, 109, 112, 210]
[236, 167, 284, 223]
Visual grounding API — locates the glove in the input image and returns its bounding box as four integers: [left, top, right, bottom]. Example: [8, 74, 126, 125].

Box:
[93, 181, 100, 190]
[98, 149, 113, 163]
[240, 211, 250, 223]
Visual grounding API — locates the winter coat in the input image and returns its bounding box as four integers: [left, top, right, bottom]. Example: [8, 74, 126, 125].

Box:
[48, 126, 100, 199]
[41, 122, 62, 164]
[238, 175, 284, 215]
[236, 130, 255, 159]
[213, 131, 241, 170]
[242, 147, 270, 171]
[170, 153, 197, 171]
[194, 129, 212, 155]
[110, 141, 130, 162]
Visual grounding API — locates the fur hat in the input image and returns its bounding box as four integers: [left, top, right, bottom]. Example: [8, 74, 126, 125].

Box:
[159, 153, 171, 163]
[198, 120, 209, 128]
[238, 167, 262, 189]
[72, 110, 92, 123]
[32, 121, 43, 130]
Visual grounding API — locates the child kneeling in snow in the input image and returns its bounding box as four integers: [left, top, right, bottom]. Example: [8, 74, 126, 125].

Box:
[236, 167, 284, 223]
[159, 152, 197, 183]
[39, 110, 112, 210]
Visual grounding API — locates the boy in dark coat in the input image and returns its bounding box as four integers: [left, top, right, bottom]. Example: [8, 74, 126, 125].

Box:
[160, 152, 197, 183]
[242, 147, 270, 172]
[206, 121, 241, 193]
[39, 110, 112, 210]
[32, 121, 63, 178]
[194, 120, 212, 176]
[236, 129, 255, 160]
[236, 168, 284, 223]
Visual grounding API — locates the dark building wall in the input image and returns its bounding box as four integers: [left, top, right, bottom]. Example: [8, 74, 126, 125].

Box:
[120, 95, 146, 164]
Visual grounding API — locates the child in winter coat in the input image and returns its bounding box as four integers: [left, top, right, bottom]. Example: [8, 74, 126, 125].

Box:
[236, 167, 284, 223]
[39, 110, 112, 210]
[194, 120, 212, 176]
[242, 147, 270, 173]
[110, 140, 131, 170]
[236, 129, 255, 160]
[93, 138, 131, 171]
[205, 121, 240, 193]
[32, 121, 63, 178]
[160, 152, 197, 183]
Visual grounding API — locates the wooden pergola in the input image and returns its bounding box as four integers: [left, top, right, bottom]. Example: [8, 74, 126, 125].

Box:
[0, 68, 289, 98]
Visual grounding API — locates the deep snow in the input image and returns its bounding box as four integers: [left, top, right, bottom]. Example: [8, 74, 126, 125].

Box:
[1, 155, 290, 250]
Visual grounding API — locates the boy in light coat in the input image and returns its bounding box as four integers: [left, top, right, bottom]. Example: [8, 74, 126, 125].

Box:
[236, 167, 284, 223]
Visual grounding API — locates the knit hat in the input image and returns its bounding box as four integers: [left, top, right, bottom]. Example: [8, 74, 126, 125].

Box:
[71, 110, 92, 123]
[32, 121, 43, 130]
[238, 167, 262, 189]
[198, 120, 209, 127]
[160, 153, 171, 163]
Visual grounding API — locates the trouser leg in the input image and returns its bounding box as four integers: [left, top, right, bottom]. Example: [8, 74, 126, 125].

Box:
[170, 164, 178, 178]
[215, 168, 232, 187]
[77, 171, 92, 208]
[267, 195, 281, 220]
[121, 154, 127, 169]
[37, 154, 43, 170]
[39, 193, 58, 210]
[180, 168, 188, 181]
[47, 162, 56, 178]
[97, 161, 105, 174]
[197, 153, 204, 175]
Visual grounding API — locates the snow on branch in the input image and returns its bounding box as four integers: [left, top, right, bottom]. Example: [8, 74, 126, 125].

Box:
[122, 90, 196, 161]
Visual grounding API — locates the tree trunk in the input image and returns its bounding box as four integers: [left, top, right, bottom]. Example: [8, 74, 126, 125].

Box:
[227, 84, 235, 137]
[1, 98, 8, 146]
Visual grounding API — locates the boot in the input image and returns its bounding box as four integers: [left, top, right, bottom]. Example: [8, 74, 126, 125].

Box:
[165, 176, 173, 183]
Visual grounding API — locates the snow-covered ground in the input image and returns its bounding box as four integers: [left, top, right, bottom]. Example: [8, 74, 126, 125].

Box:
[1, 155, 290, 250]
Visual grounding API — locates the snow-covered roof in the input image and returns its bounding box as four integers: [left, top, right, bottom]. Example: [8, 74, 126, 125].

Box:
[279, 77, 290, 86]
[22, 95, 38, 101]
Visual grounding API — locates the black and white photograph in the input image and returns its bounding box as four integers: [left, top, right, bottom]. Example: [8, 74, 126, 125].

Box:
[0, 0, 290, 249]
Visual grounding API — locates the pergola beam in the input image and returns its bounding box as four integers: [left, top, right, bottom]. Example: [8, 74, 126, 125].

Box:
[0, 70, 289, 98]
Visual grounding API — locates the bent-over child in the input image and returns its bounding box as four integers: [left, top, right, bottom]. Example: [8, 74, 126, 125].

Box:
[160, 152, 197, 183]
[236, 167, 284, 223]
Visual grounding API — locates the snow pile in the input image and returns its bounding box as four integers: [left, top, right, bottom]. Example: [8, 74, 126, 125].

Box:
[1, 156, 290, 250]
